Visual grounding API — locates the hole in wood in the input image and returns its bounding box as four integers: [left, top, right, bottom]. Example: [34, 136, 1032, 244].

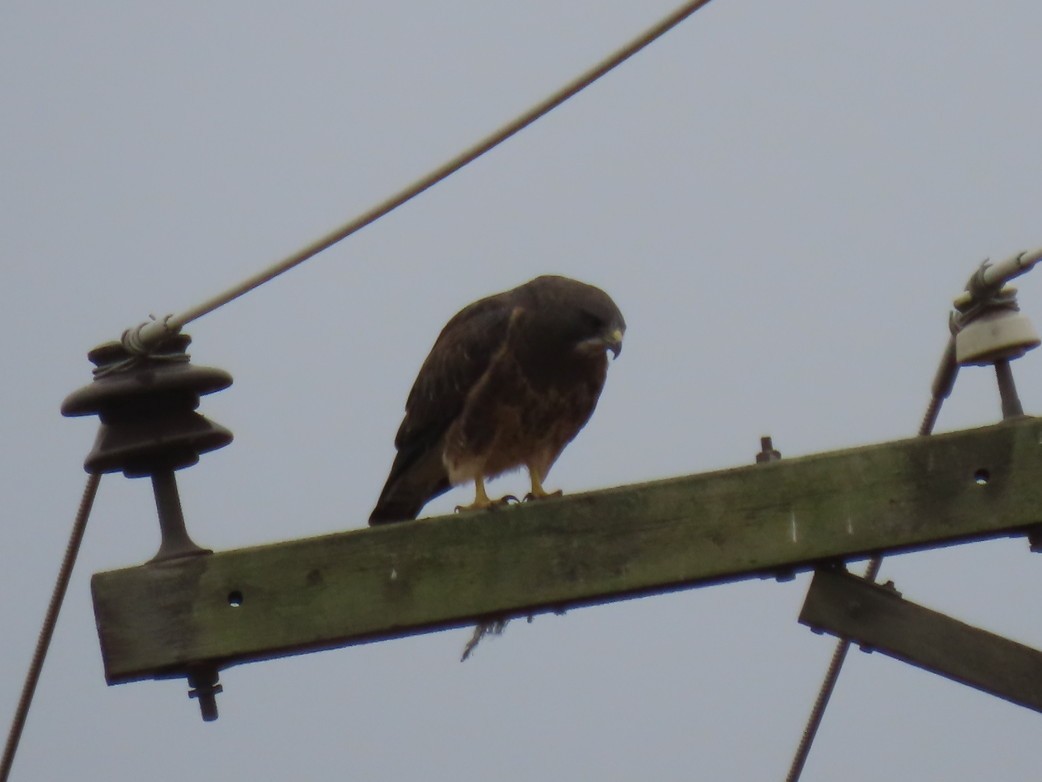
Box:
[227, 590, 244, 607]
[974, 468, 990, 486]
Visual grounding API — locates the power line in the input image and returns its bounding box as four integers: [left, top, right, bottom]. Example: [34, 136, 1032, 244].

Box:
[128, 0, 718, 351]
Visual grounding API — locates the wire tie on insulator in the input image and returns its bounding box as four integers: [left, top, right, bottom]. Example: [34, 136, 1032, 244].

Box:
[93, 315, 186, 378]
[123, 313, 181, 354]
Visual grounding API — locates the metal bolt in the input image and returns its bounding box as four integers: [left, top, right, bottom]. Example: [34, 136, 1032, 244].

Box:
[755, 437, 785, 579]
[756, 436, 781, 464]
[187, 666, 223, 722]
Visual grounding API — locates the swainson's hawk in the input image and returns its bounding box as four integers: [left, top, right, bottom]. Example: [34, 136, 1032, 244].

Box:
[369, 275, 625, 524]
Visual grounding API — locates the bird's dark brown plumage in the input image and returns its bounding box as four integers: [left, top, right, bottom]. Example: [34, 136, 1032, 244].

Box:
[369, 275, 624, 525]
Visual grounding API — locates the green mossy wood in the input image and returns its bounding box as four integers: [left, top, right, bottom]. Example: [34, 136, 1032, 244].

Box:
[800, 568, 1042, 712]
[92, 418, 1042, 683]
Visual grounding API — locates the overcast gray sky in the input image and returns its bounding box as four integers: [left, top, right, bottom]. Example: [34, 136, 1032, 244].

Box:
[5, 1, 1042, 779]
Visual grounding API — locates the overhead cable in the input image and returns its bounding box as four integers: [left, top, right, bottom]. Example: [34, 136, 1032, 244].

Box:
[128, 0, 717, 351]
[1, 474, 102, 782]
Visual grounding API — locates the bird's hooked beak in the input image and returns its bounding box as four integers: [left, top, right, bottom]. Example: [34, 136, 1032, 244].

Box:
[606, 327, 624, 359]
[578, 327, 624, 359]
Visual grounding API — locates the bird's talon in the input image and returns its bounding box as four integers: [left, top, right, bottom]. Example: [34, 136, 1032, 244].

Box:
[523, 489, 563, 502]
[455, 495, 519, 514]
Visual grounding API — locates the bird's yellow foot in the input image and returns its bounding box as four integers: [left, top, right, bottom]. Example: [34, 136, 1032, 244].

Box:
[524, 468, 562, 502]
[454, 478, 518, 513]
[523, 488, 563, 502]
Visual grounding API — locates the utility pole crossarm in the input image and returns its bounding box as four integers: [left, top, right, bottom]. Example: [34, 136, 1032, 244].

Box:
[92, 418, 1042, 684]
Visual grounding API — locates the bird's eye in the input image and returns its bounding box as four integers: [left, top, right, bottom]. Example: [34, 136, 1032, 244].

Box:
[580, 311, 604, 331]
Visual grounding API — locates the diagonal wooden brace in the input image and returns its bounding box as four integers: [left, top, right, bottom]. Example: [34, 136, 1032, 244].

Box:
[799, 567, 1042, 712]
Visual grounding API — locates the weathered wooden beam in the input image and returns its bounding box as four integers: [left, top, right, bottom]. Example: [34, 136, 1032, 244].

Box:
[92, 418, 1042, 684]
[798, 567, 1042, 712]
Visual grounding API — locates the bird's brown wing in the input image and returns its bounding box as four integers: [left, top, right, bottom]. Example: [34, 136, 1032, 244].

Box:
[369, 291, 518, 524]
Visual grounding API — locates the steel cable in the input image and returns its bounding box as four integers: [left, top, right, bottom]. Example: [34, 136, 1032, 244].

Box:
[1, 473, 101, 782]
[128, 0, 718, 350]
[785, 391, 945, 781]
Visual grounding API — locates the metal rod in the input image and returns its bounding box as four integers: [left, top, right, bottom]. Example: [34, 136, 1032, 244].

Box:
[995, 359, 1025, 420]
[187, 666, 223, 722]
[150, 470, 209, 562]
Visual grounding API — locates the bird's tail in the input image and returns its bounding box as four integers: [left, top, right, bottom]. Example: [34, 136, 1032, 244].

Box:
[368, 444, 451, 525]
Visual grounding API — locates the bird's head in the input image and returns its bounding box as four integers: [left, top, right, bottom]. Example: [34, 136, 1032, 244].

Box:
[559, 280, 625, 360]
[519, 275, 626, 364]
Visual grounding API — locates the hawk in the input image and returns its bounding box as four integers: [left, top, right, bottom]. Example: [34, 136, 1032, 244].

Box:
[370, 275, 625, 524]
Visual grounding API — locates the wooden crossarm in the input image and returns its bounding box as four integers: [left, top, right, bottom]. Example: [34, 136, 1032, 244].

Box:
[91, 417, 1042, 683]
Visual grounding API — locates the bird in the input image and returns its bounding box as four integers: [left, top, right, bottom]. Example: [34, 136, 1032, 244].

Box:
[369, 274, 625, 525]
